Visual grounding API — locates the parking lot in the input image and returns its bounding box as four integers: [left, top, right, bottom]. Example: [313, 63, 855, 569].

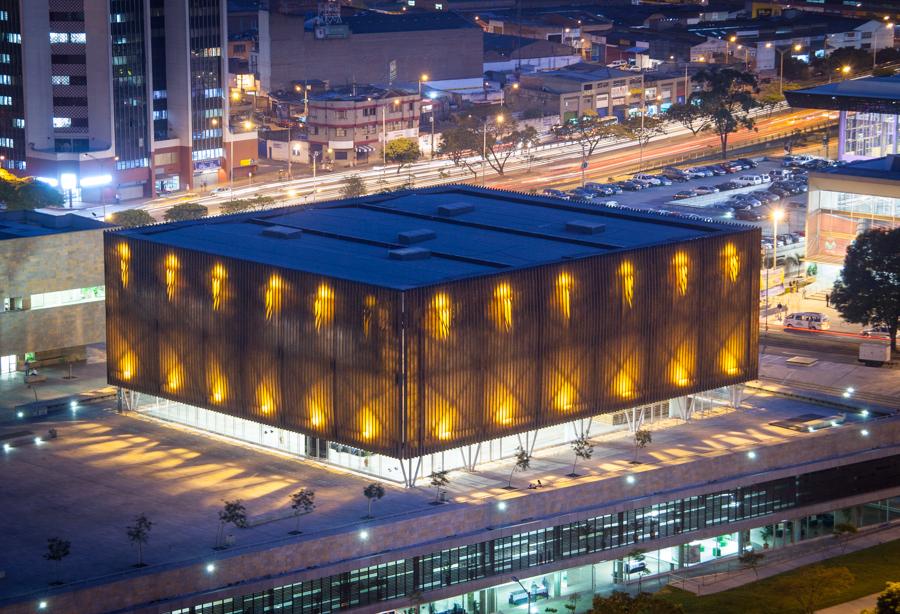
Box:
[548, 155, 820, 239]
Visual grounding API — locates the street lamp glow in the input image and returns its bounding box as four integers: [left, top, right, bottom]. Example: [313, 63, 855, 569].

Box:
[842, 65, 851, 74]
[729, 35, 737, 42]
[359, 530, 369, 540]
[772, 208, 784, 222]
[243, 120, 253, 130]
[626, 475, 636, 485]
[3, 443, 10, 452]
[861, 429, 870, 437]
[38, 601, 47, 610]
[420, 73, 429, 82]
[496, 114, 505, 124]
[747, 451, 757, 460]
[861, 409, 869, 418]
[206, 563, 216, 573]
[16, 410, 24, 419]
[794, 44, 802, 51]
[497, 501, 507, 511]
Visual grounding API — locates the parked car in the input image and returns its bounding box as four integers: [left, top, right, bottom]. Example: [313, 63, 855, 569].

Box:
[736, 157, 759, 169]
[673, 190, 697, 200]
[716, 181, 742, 191]
[693, 186, 720, 195]
[686, 166, 713, 178]
[661, 167, 691, 181]
[783, 154, 816, 167]
[594, 200, 620, 207]
[722, 161, 744, 173]
[585, 182, 615, 196]
[753, 191, 779, 204]
[789, 231, 804, 242]
[735, 208, 763, 221]
[618, 180, 644, 191]
[711, 203, 736, 214]
[778, 233, 798, 245]
[631, 178, 654, 189]
[768, 185, 791, 197]
[735, 175, 765, 186]
[654, 175, 673, 186]
[731, 194, 763, 208]
[543, 188, 570, 199]
[770, 169, 793, 181]
[704, 165, 728, 176]
[633, 173, 662, 186]
[568, 188, 595, 200]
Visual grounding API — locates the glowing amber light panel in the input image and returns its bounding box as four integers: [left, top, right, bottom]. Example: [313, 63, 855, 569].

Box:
[358, 406, 380, 441]
[256, 382, 276, 415]
[363, 294, 376, 337]
[672, 251, 689, 297]
[119, 350, 136, 381]
[492, 283, 513, 331]
[265, 274, 283, 321]
[618, 261, 634, 308]
[489, 383, 518, 426]
[314, 283, 334, 330]
[427, 292, 453, 340]
[164, 253, 179, 301]
[211, 263, 227, 311]
[723, 243, 741, 283]
[117, 243, 130, 288]
[208, 362, 227, 404]
[556, 272, 573, 320]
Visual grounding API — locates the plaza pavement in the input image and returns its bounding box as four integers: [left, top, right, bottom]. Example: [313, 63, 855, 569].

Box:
[0, 352, 897, 604]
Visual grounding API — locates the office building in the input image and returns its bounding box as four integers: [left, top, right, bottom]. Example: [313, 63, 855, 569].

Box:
[0, 210, 109, 373]
[0, 0, 243, 201]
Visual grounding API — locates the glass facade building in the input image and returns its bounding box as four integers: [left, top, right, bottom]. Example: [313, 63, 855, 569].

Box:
[0, 1, 24, 170]
[162, 454, 900, 614]
[188, 0, 224, 168]
[840, 111, 899, 161]
[111, 0, 150, 171]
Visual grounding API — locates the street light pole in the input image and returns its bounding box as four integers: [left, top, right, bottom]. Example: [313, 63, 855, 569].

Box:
[512, 576, 531, 614]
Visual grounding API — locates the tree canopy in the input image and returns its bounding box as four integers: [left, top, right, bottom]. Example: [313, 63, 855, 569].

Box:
[339, 175, 367, 199]
[553, 112, 621, 166]
[110, 209, 154, 228]
[831, 227, 900, 350]
[0, 170, 64, 210]
[164, 202, 208, 222]
[384, 137, 420, 173]
[689, 67, 759, 159]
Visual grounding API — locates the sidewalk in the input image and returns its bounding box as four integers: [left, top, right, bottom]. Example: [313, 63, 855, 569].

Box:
[816, 593, 879, 614]
[0, 346, 110, 418]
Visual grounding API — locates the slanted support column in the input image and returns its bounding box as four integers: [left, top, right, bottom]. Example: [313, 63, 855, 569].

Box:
[669, 396, 690, 421]
[729, 384, 744, 409]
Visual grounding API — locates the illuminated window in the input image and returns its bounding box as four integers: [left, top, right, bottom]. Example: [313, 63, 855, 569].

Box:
[618, 261, 634, 308]
[117, 243, 130, 288]
[265, 274, 283, 321]
[314, 283, 334, 330]
[164, 253, 179, 301]
[211, 263, 226, 310]
[672, 252, 689, 296]
[492, 283, 513, 331]
[29, 286, 104, 310]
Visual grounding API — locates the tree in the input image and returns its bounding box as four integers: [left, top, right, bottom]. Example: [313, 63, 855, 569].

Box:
[618, 115, 666, 170]
[384, 137, 420, 174]
[569, 434, 594, 477]
[507, 446, 531, 489]
[832, 521, 858, 553]
[216, 499, 247, 548]
[483, 120, 538, 176]
[553, 113, 620, 185]
[563, 594, 578, 614]
[770, 565, 855, 614]
[221, 199, 253, 214]
[340, 175, 367, 199]
[665, 103, 711, 137]
[875, 581, 900, 614]
[0, 170, 64, 210]
[690, 67, 759, 159]
[831, 227, 900, 350]
[126, 513, 153, 567]
[44, 537, 71, 585]
[756, 83, 786, 118]
[428, 470, 449, 503]
[164, 202, 208, 222]
[110, 209, 154, 228]
[633, 429, 652, 464]
[738, 550, 764, 578]
[438, 124, 481, 177]
[590, 591, 683, 614]
[363, 482, 385, 518]
[287, 488, 316, 535]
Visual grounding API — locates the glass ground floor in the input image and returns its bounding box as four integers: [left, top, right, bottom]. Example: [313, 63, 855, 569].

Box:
[169, 493, 900, 614]
[131, 386, 739, 485]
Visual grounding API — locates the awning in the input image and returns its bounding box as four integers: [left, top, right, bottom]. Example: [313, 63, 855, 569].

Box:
[356, 145, 374, 154]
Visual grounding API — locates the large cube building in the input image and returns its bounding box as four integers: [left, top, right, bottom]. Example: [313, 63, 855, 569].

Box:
[105, 186, 759, 483]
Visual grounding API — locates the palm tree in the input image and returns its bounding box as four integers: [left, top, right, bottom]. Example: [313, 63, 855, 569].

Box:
[363, 483, 386, 518]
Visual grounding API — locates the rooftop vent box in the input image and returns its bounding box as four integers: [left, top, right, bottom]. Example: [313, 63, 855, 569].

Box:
[389, 247, 431, 261]
[398, 229, 436, 244]
[437, 203, 475, 217]
[261, 225, 303, 239]
[565, 220, 606, 235]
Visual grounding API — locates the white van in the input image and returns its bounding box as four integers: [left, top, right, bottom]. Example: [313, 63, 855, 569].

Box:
[785, 312, 831, 331]
[735, 175, 764, 186]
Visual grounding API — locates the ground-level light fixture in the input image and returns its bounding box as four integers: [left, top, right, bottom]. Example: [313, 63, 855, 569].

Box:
[497, 501, 507, 511]
[206, 563, 216, 573]
[38, 601, 48, 610]
[747, 451, 757, 460]
[626, 475, 636, 485]
[359, 530, 369, 540]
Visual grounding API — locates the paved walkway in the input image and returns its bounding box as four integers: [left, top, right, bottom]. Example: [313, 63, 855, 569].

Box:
[816, 593, 879, 614]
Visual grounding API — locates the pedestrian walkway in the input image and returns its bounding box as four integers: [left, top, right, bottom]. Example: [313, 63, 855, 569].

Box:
[816, 592, 879, 614]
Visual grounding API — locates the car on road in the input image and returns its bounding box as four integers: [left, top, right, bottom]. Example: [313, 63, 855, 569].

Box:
[210, 186, 233, 196]
[673, 190, 697, 200]
[860, 325, 891, 339]
[785, 312, 830, 331]
[693, 186, 720, 195]
[543, 188, 570, 199]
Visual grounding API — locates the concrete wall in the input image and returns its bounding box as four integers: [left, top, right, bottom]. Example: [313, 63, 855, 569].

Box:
[7, 414, 899, 614]
[0, 229, 107, 356]
[265, 15, 483, 91]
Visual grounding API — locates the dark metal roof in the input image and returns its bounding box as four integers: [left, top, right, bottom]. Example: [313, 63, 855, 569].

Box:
[784, 75, 900, 114]
[114, 185, 751, 290]
[0, 210, 110, 240]
[811, 155, 900, 182]
[340, 10, 478, 34]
